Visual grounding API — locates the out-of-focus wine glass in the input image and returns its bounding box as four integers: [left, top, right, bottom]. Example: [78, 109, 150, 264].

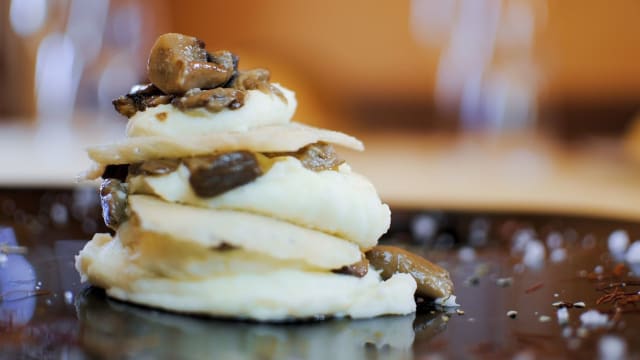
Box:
[0, 0, 168, 126]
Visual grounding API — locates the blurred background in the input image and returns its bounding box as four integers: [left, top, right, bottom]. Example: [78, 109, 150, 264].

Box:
[1, 0, 640, 219]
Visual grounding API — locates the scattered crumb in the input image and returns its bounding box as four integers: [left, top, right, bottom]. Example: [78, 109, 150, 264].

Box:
[155, 112, 168, 121]
[464, 275, 480, 287]
[539, 315, 551, 323]
[456, 309, 465, 316]
[496, 277, 513, 287]
[553, 293, 559, 298]
[513, 263, 525, 274]
[582, 234, 597, 249]
[612, 264, 628, 277]
[525, 282, 544, 294]
[573, 301, 586, 308]
[568, 338, 582, 350]
[507, 310, 518, 319]
[576, 327, 589, 338]
[475, 263, 490, 276]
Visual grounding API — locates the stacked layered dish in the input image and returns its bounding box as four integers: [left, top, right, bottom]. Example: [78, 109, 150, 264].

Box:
[76, 33, 454, 321]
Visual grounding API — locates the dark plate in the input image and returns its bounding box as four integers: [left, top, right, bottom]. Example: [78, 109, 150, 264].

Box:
[1, 189, 639, 359]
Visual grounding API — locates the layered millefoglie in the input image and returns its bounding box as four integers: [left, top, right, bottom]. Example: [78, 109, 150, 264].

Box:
[76, 33, 455, 321]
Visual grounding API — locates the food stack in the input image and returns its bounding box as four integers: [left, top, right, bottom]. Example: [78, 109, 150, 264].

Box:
[76, 33, 453, 321]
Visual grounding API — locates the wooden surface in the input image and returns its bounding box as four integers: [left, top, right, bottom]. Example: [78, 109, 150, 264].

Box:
[2, 122, 640, 221]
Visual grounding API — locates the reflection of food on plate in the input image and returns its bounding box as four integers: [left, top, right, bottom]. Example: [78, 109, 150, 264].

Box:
[76, 287, 447, 360]
[75, 32, 455, 321]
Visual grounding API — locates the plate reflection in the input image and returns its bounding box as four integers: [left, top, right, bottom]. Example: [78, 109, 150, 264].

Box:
[75, 287, 448, 360]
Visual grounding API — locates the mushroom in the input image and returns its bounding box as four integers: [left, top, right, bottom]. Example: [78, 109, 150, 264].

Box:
[147, 33, 235, 94]
[366, 245, 454, 299]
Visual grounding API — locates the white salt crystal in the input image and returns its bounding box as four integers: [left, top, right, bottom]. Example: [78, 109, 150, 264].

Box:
[580, 310, 609, 329]
[539, 315, 551, 322]
[435, 295, 460, 307]
[64, 291, 74, 305]
[557, 307, 569, 325]
[50, 202, 68, 225]
[546, 232, 563, 249]
[523, 240, 545, 269]
[550, 248, 567, 263]
[608, 230, 629, 257]
[458, 246, 476, 263]
[598, 335, 627, 360]
[625, 241, 640, 264]
[512, 229, 534, 254]
[411, 215, 437, 240]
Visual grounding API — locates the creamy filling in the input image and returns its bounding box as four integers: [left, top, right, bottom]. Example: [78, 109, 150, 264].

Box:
[128, 156, 390, 249]
[124, 84, 296, 137]
[75, 233, 417, 321]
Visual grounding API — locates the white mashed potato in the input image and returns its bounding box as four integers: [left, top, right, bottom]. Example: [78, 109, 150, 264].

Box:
[126, 84, 296, 137]
[76, 233, 417, 321]
[129, 157, 391, 249]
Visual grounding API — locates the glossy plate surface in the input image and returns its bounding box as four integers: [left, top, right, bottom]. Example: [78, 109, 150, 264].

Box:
[1, 189, 639, 359]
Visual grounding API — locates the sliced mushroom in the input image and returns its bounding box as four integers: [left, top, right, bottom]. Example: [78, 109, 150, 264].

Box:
[365, 245, 454, 299]
[112, 83, 173, 118]
[265, 142, 343, 172]
[172, 87, 245, 112]
[99, 179, 128, 230]
[185, 151, 262, 198]
[233, 68, 287, 104]
[148, 33, 235, 94]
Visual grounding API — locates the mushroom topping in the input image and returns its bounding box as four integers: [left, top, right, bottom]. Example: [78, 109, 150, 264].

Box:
[185, 151, 262, 198]
[100, 179, 128, 230]
[171, 88, 245, 112]
[233, 68, 287, 104]
[365, 245, 454, 299]
[148, 33, 236, 94]
[112, 84, 173, 118]
[265, 142, 344, 172]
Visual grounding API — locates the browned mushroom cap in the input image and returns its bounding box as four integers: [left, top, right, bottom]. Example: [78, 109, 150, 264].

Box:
[148, 33, 235, 94]
[366, 245, 454, 299]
